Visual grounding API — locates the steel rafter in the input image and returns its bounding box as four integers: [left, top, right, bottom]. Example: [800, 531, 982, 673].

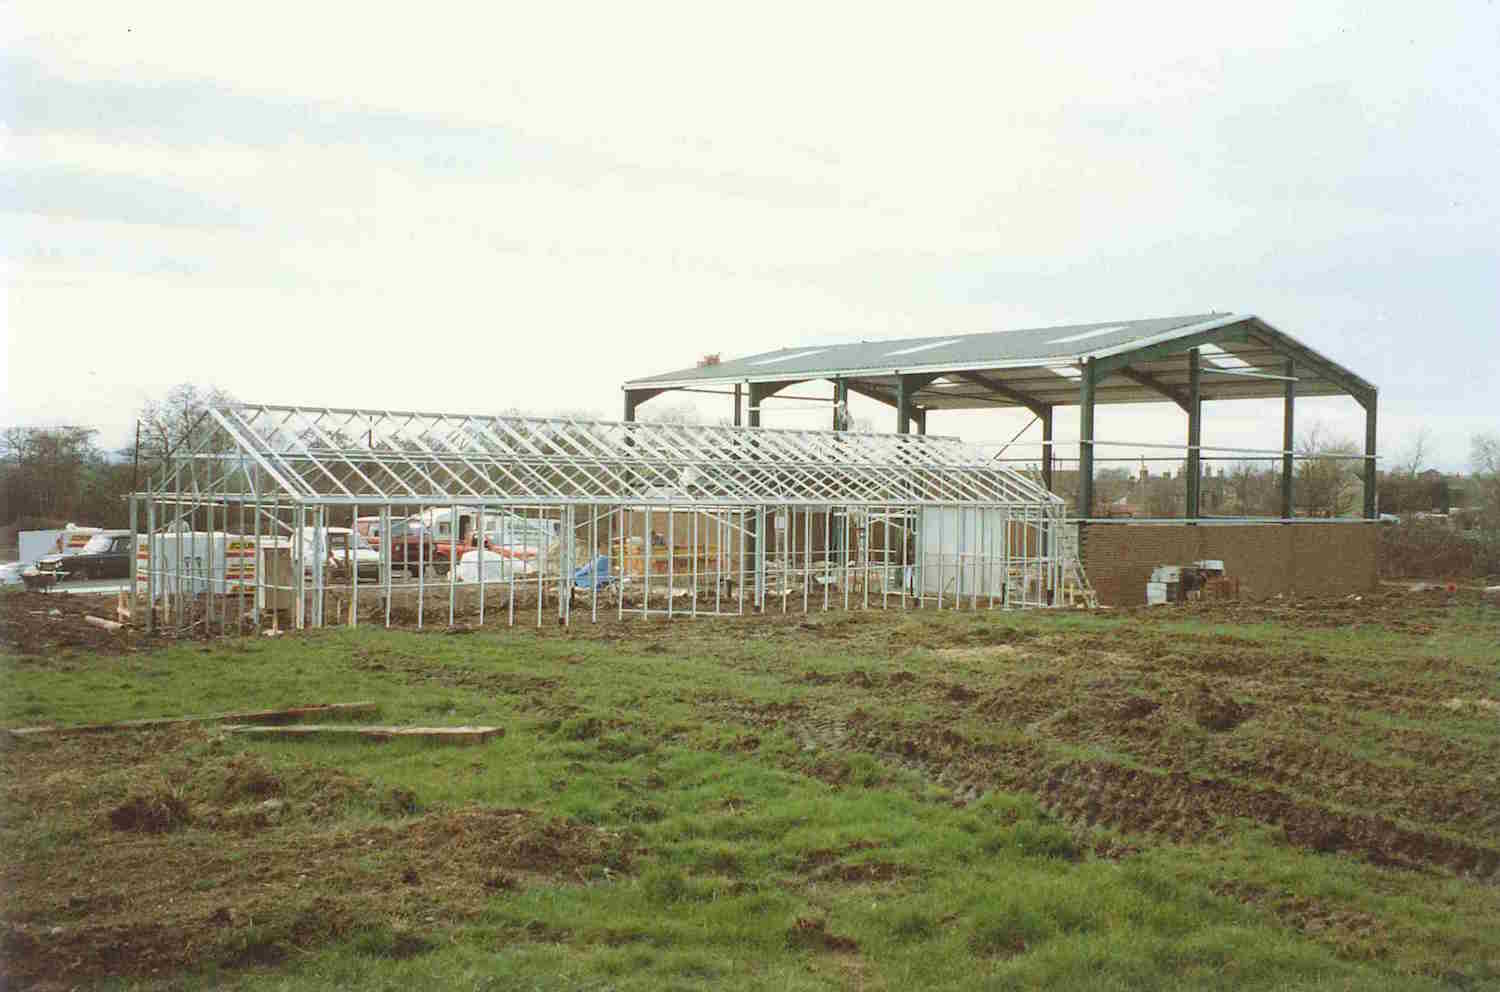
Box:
[147, 404, 1061, 508]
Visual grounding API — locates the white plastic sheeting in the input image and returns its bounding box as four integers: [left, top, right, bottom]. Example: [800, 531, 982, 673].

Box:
[456, 547, 535, 583]
[914, 506, 1057, 607]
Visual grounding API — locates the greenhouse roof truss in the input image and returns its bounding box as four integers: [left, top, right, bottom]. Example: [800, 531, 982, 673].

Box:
[143, 404, 1063, 509]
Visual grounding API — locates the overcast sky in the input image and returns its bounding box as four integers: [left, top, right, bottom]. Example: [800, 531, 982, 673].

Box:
[4, 1, 1497, 472]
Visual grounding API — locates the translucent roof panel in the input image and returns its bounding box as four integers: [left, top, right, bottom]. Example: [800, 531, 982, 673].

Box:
[174, 405, 1062, 507]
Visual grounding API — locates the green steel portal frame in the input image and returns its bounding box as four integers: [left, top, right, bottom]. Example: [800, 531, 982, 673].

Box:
[622, 313, 1380, 521]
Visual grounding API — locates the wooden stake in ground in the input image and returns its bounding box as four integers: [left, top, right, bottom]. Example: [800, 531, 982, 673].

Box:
[223, 724, 504, 744]
[3, 701, 379, 739]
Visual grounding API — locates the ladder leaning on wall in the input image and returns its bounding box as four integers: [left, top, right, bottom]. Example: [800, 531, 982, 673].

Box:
[1055, 523, 1098, 608]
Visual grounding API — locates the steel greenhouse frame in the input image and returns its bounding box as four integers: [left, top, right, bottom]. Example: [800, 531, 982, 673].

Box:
[130, 403, 1078, 634]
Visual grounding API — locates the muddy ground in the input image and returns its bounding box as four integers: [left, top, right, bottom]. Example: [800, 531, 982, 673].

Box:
[1, 586, 1496, 986]
[688, 591, 1499, 878]
[0, 729, 632, 985]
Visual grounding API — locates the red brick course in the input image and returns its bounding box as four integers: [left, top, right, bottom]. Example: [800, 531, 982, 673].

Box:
[1080, 523, 1379, 606]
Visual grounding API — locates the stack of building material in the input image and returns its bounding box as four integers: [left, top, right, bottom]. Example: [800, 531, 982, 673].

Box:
[1147, 561, 1237, 605]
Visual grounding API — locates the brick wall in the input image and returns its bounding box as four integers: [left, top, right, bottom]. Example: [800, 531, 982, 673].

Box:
[1080, 523, 1379, 606]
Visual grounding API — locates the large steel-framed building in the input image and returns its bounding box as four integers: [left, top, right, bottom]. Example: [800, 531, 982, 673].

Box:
[130, 404, 1076, 633]
[622, 313, 1382, 604]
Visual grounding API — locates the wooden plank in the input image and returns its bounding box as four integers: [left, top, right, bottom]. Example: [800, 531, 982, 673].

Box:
[222, 724, 504, 744]
[3, 701, 379, 738]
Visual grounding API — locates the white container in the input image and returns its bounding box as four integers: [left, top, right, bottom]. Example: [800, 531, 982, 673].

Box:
[1150, 565, 1181, 583]
[456, 547, 534, 583]
[1147, 581, 1169, 605]
[135, 530, 261, 601]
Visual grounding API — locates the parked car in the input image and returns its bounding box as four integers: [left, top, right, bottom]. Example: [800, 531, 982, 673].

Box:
[382, 516, 501, 578]
[295, 526, 381, 581]
[354, 515, 385, 546]
[22, 530, 133, 588]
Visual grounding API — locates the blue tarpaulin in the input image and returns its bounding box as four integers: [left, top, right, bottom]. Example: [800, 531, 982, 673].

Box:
[574, 555, 613, 590]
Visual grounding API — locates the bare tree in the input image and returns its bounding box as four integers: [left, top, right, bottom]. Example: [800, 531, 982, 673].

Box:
[1472, 432, 1500, 527]
[1397, 425, 1433, 477]
[130, 383, 239, 478]
[638, 401, 706, 426]
[1296, 422, 1359, 516]
[1228, 460, 1260, 514]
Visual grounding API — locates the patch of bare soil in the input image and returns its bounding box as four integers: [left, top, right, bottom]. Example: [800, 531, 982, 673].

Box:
[1125, 588, 1457, 634]
[0, 732, 632, 986]
[0, 590, 143, 657]
[107, 791, 192, 833]
[352, 646, 562, 698]
[1189, 686, 1254, 731]
[717, 676, 1500, 878]
[859, 715, 1500, 876]
[786, 917, 859, 953]
[1211, 880, 1393, 961]
[791, 839, 912, 884]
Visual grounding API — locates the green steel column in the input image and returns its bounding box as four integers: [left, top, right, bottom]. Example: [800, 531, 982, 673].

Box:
[1186, 349, 1201, 519]
[1041, 406, 1054, 493]
[1363, 391, 1378, 519]
[1281, 359, 1295, 519]
[748, 383, 767, 428]
[1078, 360, 1095, 517]
[915, 409, 927, 436]
[623, 391, 639, 423]
[896, 376, 911, 435]
[733, 383, 742, 427]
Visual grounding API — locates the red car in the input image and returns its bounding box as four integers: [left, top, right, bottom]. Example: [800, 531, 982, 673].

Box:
[381, 517, 495, 577]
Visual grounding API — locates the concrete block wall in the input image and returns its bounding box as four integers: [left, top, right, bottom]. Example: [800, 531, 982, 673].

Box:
[1080, 523, 1379, 606]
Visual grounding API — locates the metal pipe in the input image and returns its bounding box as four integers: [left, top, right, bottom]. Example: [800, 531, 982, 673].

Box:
[238, 490, 247, 632]
[804, 507, 811, 614]
[382, 504, 392, 628]
[900, 507, 907, 610]
[144, 487, 155, 635]
[448, 502, 457, 628]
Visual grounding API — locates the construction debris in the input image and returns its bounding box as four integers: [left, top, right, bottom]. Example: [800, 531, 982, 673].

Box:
[84, 615, 123, 632]
[3, 702, 378, 738]
[1147, 561, 1238, 605]
[222, 724, 504, 744]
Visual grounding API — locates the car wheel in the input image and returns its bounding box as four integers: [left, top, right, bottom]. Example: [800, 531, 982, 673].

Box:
[434, 563, 450, 577]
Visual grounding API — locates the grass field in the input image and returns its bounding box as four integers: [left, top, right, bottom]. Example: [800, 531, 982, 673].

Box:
[2, 589, 1498, 990]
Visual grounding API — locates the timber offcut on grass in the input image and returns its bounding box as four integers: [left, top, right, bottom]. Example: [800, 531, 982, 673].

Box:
[222, 724, 504, 744]
[2, 701, 379, 738]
